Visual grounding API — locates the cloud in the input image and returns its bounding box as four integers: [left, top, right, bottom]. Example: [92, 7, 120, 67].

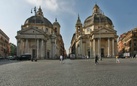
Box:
[45, 0, 58, 11]
[26, 0, 43, 6]
[25, 0, 76, 15]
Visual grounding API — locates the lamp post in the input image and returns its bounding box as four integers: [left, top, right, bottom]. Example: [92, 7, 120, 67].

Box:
[31, 7, 37, 62]
[32, 30, 37, 62]
[99, 14, 102, 60]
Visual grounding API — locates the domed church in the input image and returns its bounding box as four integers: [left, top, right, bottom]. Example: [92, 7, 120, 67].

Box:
[70, 4, 118, 59]
[16, 7, 65, 59]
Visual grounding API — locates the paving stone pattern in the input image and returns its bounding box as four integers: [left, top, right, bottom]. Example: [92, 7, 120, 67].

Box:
[0, 58, 137, 86]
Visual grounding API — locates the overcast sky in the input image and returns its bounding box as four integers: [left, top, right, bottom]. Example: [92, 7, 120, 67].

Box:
[0, 0, 137, 54]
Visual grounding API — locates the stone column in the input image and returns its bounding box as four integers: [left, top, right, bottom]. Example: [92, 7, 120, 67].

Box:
[53, 42, 56, 59]
[114, 40, 116, 56]
[75, 43, 77, 58]
[25, 39, 28, 53]
[51, 43, 53, 58]
[21, 39, 23, 55]
[17, 39, 20, 56]
[98, 38, 100, 57]
[85, 42, 86, 56]
[37, 39, 39, 59]
[112, 39, 114, 57]
[51, 43, 55, 59]
[90, 40, 92, 58]
[83, 42, 86, 56]
[80, 39, 83, 58]
[108, 38, 110, 57]
[44, 40, 47, 59]
[93, 39, 96, 57]
[51, 40, 56, 59]
[51, 38, 55, 59]
[40, 39, 44, 59]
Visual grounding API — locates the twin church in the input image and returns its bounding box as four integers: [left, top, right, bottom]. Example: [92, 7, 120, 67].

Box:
[16, 7, 65, 59]
[70, 4, 118, 59]
[16, 4, 118, 59]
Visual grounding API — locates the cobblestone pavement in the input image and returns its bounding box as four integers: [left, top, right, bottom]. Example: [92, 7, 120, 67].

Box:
[0, 58, 137, 86]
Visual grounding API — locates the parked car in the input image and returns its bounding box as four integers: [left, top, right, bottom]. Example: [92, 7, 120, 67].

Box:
[7, 56, 16, 60]
[0, 56, 4, 60]
[19, 54, 31, 60]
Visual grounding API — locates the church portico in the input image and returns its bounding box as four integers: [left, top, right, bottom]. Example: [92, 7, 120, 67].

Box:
[16, 38, 44, 59]
[91, 38, 116, 58]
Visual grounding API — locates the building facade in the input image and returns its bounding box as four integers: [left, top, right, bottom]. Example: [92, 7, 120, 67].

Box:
[0, 29, 10, 58]
[118, 28, 137, 57]
[70, 4, 118, 59]
[16, 7, 65, 59]
[9, 43, 17, 56]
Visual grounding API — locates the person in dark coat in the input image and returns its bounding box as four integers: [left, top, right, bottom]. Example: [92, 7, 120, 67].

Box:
[95, 55, 98, 64]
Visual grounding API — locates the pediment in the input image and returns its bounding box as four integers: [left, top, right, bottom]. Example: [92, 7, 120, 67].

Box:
[95, 28, 116, 34]
[91, 28, 118, 39]
[19, 28, 44, 35]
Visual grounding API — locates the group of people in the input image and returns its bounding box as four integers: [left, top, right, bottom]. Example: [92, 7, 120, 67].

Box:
[95, 55, 121, 65]
[59, 54, 121, 64]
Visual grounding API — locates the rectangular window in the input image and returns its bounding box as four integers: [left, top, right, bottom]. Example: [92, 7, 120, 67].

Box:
[134, 43, 136, 46]
[134, 39, 137, 41]
[134, 48, 137, 51]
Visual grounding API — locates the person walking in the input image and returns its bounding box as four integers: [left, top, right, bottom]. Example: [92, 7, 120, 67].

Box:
[95, 55, 98, 65]
[60, 55, 63, 63]
[116, 55, 120, 63]
[31, 55, 37, 62]
[87, 55, 89, 59]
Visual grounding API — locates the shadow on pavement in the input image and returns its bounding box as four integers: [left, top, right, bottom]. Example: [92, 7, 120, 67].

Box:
[0, 59, 22, 66]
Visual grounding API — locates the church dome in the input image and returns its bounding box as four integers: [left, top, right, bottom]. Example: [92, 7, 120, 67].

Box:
[84, 14, 113, 27]
[24, 7, 53, 28]
[24, 16, 53, 28]
[84, 4, 113, 28]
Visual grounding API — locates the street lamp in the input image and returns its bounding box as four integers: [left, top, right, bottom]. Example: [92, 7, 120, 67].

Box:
[32, 30, 37, 62]
[31, 7, 37, 62]
[99, 14, 102, 60]
[31, 7, 36, 15]
[99, 9, 105, 60]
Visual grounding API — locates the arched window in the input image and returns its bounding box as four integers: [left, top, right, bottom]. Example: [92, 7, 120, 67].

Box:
[46, 28, 48, 32]
[55, 28, 57, 33]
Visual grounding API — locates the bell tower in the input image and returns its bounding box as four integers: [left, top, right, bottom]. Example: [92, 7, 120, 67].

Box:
[53, 18, 60, 35]
[75, 14, 82, 38]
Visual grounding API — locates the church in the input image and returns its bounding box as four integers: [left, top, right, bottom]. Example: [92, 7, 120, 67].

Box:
[70, 4, 118, 59]
[16, 7, 65, 59]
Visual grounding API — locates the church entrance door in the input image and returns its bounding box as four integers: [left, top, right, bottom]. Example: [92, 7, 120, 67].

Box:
[32, 49, 36, 59]
[101, 48, 104, 57]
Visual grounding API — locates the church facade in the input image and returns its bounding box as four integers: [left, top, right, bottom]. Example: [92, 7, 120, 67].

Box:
[70, 4, 118, 59]
[16, 7, 65, 59]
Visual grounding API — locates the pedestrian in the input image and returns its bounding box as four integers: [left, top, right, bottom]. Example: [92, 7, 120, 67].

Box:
[87, 55, 89, 59]
[31, 55, 37, 62]
[133, 54, 136, 58]
[95, 55, 98, 65]
[116, 55, 120, 63]
[60, 55, 63, 63]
